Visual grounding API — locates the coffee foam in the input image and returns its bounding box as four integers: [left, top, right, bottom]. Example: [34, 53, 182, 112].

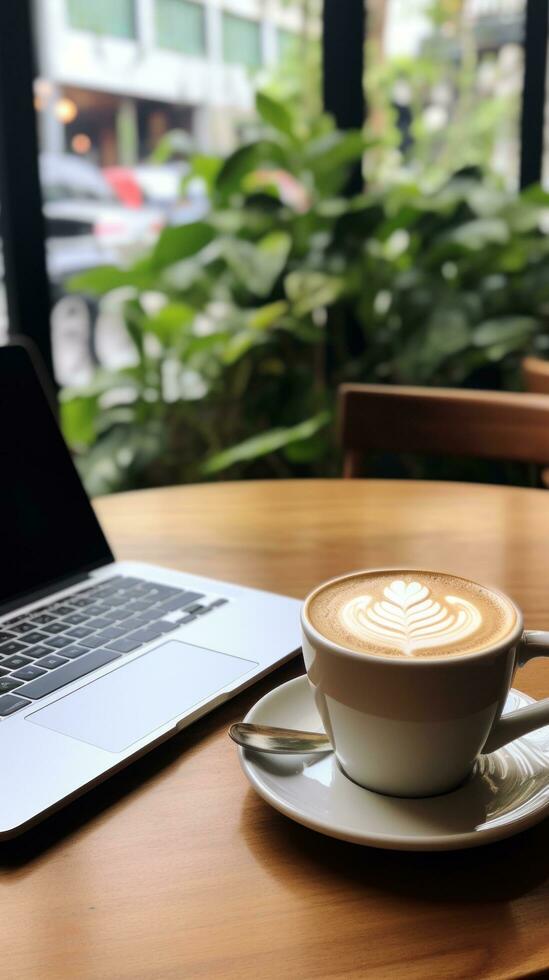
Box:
[307, 570, 517, 659]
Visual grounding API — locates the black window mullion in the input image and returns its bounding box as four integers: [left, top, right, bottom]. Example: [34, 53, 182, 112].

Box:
[520, 0, 549, 189]
[322, 0, 365, 194]
[0, 0, 53, 380]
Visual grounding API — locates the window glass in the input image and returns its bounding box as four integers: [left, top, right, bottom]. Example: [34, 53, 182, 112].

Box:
[365, 0, 525, 189]
[156, 0, 206, 56]
[31, 0, 321, 494]
[222, 13, 262, 69]
[66, 0, 136, 39]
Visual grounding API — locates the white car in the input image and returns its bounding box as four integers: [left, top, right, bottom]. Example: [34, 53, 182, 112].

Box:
[40, 153, 165, 267]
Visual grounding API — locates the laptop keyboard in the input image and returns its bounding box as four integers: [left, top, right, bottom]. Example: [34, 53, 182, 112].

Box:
[0, 576, 228, 718]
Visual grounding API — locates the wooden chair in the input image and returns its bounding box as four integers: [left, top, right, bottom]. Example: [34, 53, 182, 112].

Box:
[522, 357, 549, 486]
[523, 356, 549, 396]
[338, 382, 549, 480]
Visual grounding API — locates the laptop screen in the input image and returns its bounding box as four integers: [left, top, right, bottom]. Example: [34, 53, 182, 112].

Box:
[0, 345, 113, 609]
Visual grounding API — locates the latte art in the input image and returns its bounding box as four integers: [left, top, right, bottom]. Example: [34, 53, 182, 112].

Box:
[341, 579, 482, 655]
[307, 569, 518, 659]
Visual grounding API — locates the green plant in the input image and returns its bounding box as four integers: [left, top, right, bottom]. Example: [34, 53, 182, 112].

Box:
[63, 91, 549, 495]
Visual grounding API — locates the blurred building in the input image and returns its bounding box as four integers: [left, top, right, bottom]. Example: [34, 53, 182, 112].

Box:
[33, 0, 301, 164]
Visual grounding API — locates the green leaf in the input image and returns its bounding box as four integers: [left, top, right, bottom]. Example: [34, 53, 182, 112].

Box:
[185, 154, 222, 195]
[222, 330, 266, 365]
[182, 331, 230, 359]
[215, 140, 288, 198]
[61, 367, 140, 400]
[248, 301, 288, 330]
[150, 222, 215, 269]
[520, 184, 549, 207]
[285, 271, 344, 316]
[61, 394, 98, 449]
[201, 412, 331, 475]
[473, 316, 538, 348]
[146, 303, 196, 345]
[305, 130, 365, 176]
[224, 231, 291, 297]
[284, 428, 330, 464]
[256, 92, 295, 140]
[447, 218, 509, 250]
[122, 298, 147, 359]
[68, 266, 137, 296]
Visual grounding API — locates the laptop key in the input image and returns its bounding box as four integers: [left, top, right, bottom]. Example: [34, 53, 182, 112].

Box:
[31, 612, 58, 626]
[125, 624, 166, 645]
[63, 612, 89, 626]
[2, 654, 34, 670]
[101, 609, 131, 623]
[106, 635, 143, 654]
[13, 664, 48, 681]
[20, 648, 121, 700]
[0, 631, 15, 644]
[0, 694, 30, 716]
[127, 599, 158, 612]
[66, 626, 94, 639]
[47, 635, 79, 650]
[0, 678, 23, 693]
[0, 640, 27, 656]
[156, 620, 179, 632]
[10, 621, 38, 635]
[157, 592, 204, 614]
[121, 614, 151, 631]
[91, 576, 126, 593]
[126, 583, 153, 595]
[22, 645, 53, 661]
[51, 605, 75, 617]
[77, 636, 105, 650]
[35, 654, 69, 670]
[86, 616, 113, 630]
[60, 645, 88, 660]
[0, 667, 10, 677]
[85, 603, 109, 617]
[23, 631, 50, 644]
[94, 627, 127, 643]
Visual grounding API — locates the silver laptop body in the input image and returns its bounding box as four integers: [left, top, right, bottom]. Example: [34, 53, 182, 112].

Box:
[0, 346, 300, 838]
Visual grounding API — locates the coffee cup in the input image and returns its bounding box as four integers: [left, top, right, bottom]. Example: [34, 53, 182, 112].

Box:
[301, 568, 549, 797]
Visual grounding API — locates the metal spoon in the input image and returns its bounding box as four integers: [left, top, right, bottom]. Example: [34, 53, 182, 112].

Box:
[229, 722, 332, 754]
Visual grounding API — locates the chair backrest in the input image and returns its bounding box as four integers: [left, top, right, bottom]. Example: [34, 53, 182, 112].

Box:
[523, 356, 549, 396]
[339, 382, 549, 478]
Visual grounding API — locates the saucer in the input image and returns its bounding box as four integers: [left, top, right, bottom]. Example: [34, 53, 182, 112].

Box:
[238, 675, 549, 850]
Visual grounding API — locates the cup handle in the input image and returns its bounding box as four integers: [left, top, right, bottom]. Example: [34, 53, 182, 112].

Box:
[482, 631, 549, 753]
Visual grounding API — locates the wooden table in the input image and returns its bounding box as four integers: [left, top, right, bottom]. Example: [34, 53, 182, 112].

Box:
[4, 479, 549, 980]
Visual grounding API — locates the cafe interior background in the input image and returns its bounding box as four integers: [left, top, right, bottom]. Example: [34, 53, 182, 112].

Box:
[1, 0, 547, 492]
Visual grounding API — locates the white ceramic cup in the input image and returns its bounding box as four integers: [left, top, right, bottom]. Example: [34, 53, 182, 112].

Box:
[301, 568, 549, 797]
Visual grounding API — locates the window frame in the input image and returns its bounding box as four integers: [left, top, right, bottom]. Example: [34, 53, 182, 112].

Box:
[155, 0, 207, 57]
[221, 11, 263, 70]
[65, 0, 136, 40]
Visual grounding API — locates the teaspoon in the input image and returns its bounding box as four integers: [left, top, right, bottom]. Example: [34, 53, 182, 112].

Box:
[229, 722, 332, 754]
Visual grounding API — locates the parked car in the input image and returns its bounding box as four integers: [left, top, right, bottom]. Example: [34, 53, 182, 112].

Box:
[104, 162, 209, 225]
[40, 153, 165, 264]
[102, 166, 144, 209]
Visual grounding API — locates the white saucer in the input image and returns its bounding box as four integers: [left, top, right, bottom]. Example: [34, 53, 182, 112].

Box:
[238, 675, 549, 850]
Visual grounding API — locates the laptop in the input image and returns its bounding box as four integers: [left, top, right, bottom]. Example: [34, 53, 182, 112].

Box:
[0, 344, 301, 838]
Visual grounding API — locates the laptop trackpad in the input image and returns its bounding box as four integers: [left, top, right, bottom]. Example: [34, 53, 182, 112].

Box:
[29, 641, 258, 753]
